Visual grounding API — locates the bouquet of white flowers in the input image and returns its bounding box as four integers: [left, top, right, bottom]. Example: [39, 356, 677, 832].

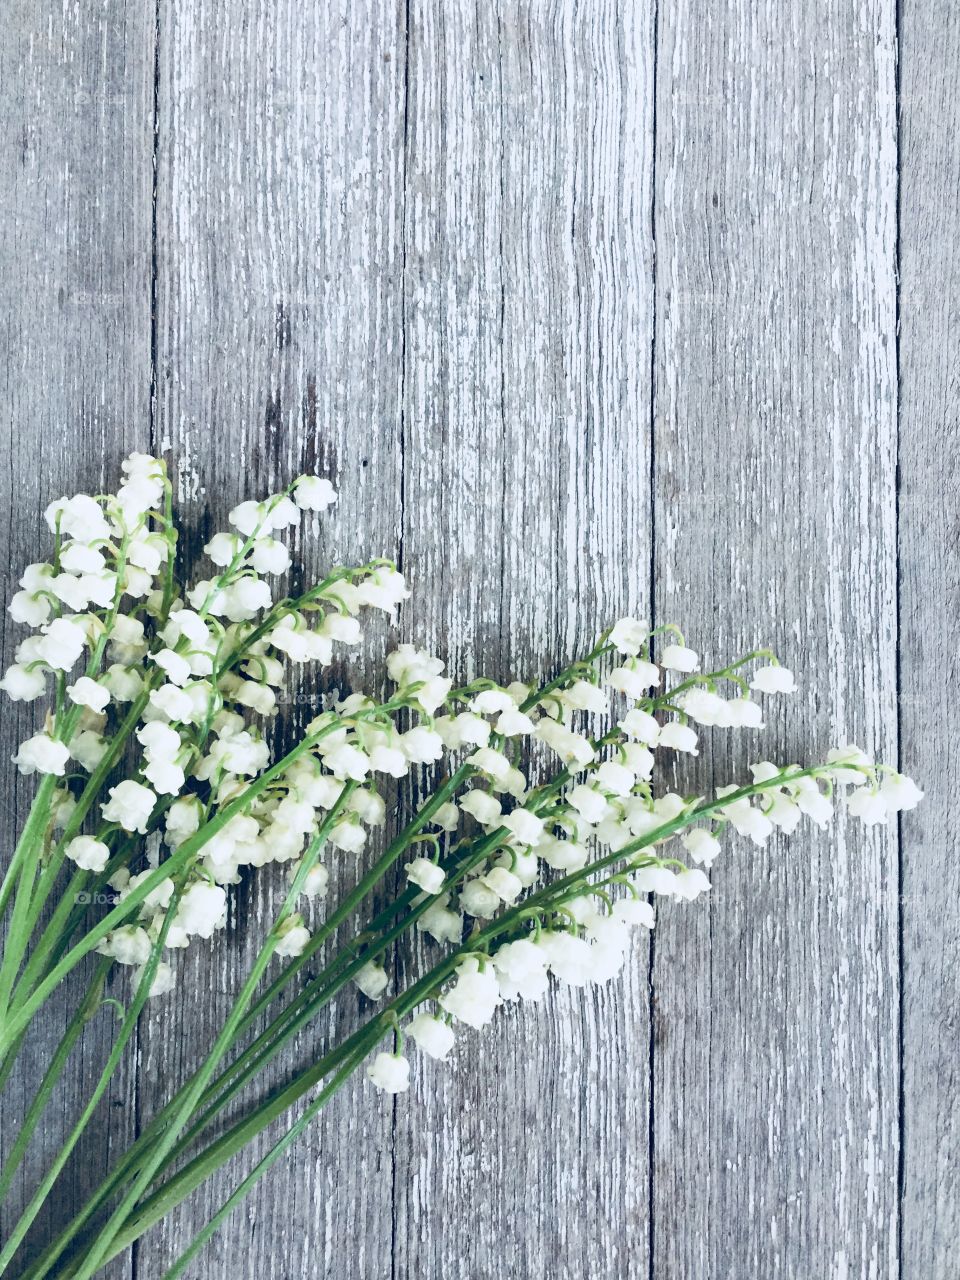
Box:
[0, 455, 921, 1277]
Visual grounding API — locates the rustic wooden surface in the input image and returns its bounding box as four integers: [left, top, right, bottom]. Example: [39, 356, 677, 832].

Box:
[0, 0, 954, 1276]
[898, 0, 960, 1272]
[0, 8, 153, 1279]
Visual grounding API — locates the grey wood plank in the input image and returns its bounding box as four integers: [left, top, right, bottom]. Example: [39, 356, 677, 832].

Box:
[898, 3, 960, 1272]
[3, 4, 941, 1279]
[650, 3, 900, 1277]
[392, 3, 655, 1278]
[138, 1, 408, 1274]
[0, 4, 154, 1275]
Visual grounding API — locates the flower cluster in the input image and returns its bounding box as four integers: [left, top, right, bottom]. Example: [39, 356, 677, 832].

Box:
[0, 456, 922, 1277]
[360, 627, 922, 1092]
[0, 457, 441, 998]
[0, 460, 921, 1036]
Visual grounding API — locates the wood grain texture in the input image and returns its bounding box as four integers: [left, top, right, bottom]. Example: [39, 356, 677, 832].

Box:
[138, 1, 407, 1274]
[0, 4, 154, 1275]
[898, 1, 960, 1271]
[0, 0, 954, 1276]
[650, 1, 900, 1277]
[394, 3, 655, 1277]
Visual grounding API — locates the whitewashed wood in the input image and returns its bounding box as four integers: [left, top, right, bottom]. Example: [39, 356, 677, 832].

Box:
[143, 3, 657, 1273]
[2, 1, 955, 1276]
[137, 1, 408, 1274]
[393, 3, 654, 1277]
[898, 3, 960, 1271]
[650, 2, 900, 1276]
[0, 4, 154, 1276]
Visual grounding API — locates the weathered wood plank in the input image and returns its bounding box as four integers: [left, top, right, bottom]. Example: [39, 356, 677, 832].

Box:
[650, 2, 900, 1276]
[0, 5, 154, 1274]
[393, 3, 655, 1277]
[6, 2, 954, 1277]
[139, 1, 408, 1272]
[898, 3, 960, 1271]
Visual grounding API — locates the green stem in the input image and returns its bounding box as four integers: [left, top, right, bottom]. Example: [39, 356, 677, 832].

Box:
[0, 528, 138, 1019]
[0, 775, 58, 1014]
[68, 790, 354, 1280]
[0, 964, 107, 1212]
[0, 778, 56, 924]
[0, 706, 402, 1057]
[15, 765, 475, 1273]
[10, 867, 104, 1018]
[0, 892, 176, 1278]
[24, 659, 608, 1269]
[19, 635, 659, 1270]
[79, 818, 608, 1276]
[19, 766, 556, 1277]
[76, 943, 474, 1272]
[103, 775, 568, 1223]
[159, 1043, 371, 1280]
[136, 762, 833, 1257]
[5, 692, 153, 1019]
[11, 820, 156, 1015]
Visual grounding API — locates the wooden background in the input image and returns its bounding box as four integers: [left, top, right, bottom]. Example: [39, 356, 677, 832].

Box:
[0, 0, 955, 1276]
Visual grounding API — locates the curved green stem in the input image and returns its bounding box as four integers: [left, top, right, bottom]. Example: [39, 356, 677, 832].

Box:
[40, 772, 571, 1274]
[3, 692, 153, 1022]
[0, 775, 59, 1015]
[67, 789, 354, 1280]
[0, 527, 139, 1018]
[12, 770, 474, 1278]
[0, 890, 177, 1277]
[130, 762, 834, 1269]
[159, 1043, 371, 1280]
[18, 644, 617, 1271]
[16, 630, 710, 1273]
[0, 705, 405, 1057]
[0, 964, 107, 1212]
[0, 776, 59, 924]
